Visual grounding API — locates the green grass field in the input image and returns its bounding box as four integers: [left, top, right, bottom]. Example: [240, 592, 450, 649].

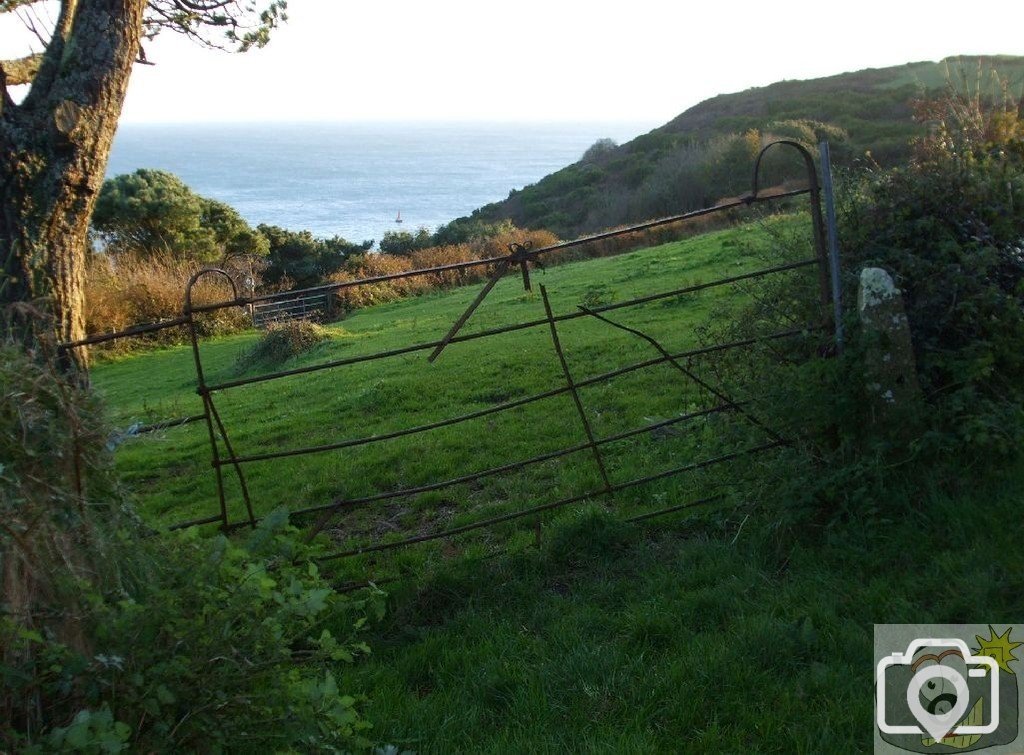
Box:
[90, 217, 1024, 752]
[93, 217, 812, 570]
[336, 464, 1024, 753]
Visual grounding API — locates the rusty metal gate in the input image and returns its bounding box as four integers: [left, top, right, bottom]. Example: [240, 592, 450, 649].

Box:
[251, 290, 332, 327]
[62, 140, 843, 567]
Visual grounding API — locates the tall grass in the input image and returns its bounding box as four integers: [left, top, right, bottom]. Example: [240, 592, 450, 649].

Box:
[84, 255, 249, 353]
[84, 211, 791, 355]
[0, 343, 129, 735]
[328, 214, 765, 313]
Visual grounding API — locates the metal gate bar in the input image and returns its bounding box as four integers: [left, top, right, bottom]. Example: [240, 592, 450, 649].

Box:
[540, 284, 614, 494]
[204, 256, 820, 394]
[579, 308, 787, 446]
[58, 141, 839, 544]
[317, 441, 785, 562]
[295, 401, 740, 523]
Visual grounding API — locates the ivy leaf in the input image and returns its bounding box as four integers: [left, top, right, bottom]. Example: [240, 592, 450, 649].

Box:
[64, 720, 91, 748]
[156, 684, 176, 704]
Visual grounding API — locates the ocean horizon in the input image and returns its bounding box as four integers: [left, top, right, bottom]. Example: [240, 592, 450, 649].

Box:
[107, 121, 655, 245]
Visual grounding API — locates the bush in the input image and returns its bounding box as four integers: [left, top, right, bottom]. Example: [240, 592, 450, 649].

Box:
[693, 86, 1024, 533]
[0, 346, 382, 752]
[580, 137, 618, 164]
[329, 227, 559, 313]
[3, 518, 384, 753]
[379, 228, 433, 256]
[236, 319, 330, 371]
[837, 86, 1024, 457]
[259, 225, 372, 289]
[85, 255, 251, 354]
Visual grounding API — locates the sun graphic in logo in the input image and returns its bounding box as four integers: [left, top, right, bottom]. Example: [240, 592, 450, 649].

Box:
[975, 626, 1023, 675]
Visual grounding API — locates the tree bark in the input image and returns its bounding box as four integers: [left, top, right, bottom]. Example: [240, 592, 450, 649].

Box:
[0, 54, 43, 87]
[0, 0, 145, 372]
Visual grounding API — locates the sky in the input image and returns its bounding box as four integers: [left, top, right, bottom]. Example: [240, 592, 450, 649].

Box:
[2, 1, 1023, 125]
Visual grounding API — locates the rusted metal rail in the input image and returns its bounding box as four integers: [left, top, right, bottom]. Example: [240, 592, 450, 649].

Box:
[316, 441, 785, 562]
[203, 257, 819, 394]
[60, 187, 813, 353]
[59, 141, 841, 568]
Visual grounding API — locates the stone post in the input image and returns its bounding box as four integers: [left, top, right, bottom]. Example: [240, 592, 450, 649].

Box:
[857, 267, 921, 417]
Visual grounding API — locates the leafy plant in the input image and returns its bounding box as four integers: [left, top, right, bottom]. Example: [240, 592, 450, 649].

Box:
[3, 515, 385, 753]
[837, 80, 1024, 458]
[694, 81, 1024, 532]
[1, 345, 383, 752]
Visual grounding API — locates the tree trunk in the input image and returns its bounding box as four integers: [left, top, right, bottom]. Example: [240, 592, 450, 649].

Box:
[0, 0, 145, 373]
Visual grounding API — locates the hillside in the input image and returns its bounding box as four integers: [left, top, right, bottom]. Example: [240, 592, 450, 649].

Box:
[12, 57, 1024, 750]
[92, 218, 796, 531]
[448, 55, 1024, 238]
[87, 208, 1024, 751]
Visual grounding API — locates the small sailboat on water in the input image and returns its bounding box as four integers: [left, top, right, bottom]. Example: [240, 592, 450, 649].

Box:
[395, 211, 403, 224]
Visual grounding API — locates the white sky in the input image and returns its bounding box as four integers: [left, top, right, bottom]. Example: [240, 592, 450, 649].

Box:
[3, 1, 1023, 124]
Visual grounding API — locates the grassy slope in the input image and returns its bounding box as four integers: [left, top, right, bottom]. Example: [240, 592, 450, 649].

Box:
[93, 215, 805, 565]
[460, 55, 1024, 238]
[340, 464, 1024, 753]
[92, 217, 1024, 752]
[658, 57, 1024, 140]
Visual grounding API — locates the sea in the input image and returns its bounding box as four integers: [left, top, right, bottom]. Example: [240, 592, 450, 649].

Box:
[106, 121, 653, 245]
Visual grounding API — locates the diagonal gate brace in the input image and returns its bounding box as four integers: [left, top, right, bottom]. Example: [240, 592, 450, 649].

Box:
[428, 242, 539, 363]
[578, 307, 787, 446]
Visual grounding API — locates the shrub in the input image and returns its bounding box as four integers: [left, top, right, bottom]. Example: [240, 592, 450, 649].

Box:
[0, 345, 382, 752]
[431, 217, 516, 247]
[258, 225, 372, 289]
[236, 319, 330, 371]
[85, 255, 250, 354]
[3, 518, 384, 753]
[693, 84, 1024, 533]
[580, 137, 618, 164]
[837, 84, 1024, 457]
[379, 228, 433, 256]
[329, 227, 560, 313]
